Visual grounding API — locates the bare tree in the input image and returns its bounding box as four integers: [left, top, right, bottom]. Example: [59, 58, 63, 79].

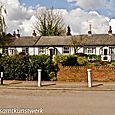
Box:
[70, 35, 87, 55]
[0, 3, 6, 35]
[34, 7, 66, 36]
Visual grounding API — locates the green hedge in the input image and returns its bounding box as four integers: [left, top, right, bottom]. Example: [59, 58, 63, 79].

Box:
[53, 55, 77, 66]
[0, 55, 52, 80]
[87, 54, 101, 62]
[53, 55, 89, 66]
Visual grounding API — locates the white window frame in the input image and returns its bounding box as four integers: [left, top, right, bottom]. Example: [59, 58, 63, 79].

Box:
[3, 48, 8, 55]
[63, 47, 70, 54]
[10, 48, 15, 55]
[22, 47, 29, 54]
[85, 47, 96, 54]
[39, 47, 46, 54]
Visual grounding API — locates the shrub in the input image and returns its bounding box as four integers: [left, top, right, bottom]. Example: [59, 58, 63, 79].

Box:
[53, 55, 77, 66]
[111, 62, 115, 66]
[100, 61, 110, 66]
[29, 55, 51, 80]
[88, 54, 101, 62]
[0, 55, 54, 80]
[77, 56, 88, 66]
[0, 55, 27, 80]
[49, 72, 57, 81]
[92, 62, 101, 66]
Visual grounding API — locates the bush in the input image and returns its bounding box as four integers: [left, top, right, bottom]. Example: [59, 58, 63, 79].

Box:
[0, 55, 54, 80]
[29, 55, 51, 80]
[88, 54, 101, 62]
[0, 55, 29, 80]
[91, 62, 101, 66]
[53, 55, 90, 66]
[77, 56, 88, 66]
[100, 61, 110, 66]
[110, 62, 115, 66]
[53, 55, 77, 66]
[49, 72, 57, 81]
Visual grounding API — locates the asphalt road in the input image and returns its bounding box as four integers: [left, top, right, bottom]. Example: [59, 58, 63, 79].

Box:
[0, 89, 115, 115]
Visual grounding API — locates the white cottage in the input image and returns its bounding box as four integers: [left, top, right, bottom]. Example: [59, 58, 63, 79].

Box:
[1, 28, 115, 62]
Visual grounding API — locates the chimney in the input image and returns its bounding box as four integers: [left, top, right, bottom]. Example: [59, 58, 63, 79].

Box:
[88, 24, 92, 36]
[32, 30, 37, 37]
[108, 26, 112, 35]
[16, 29, 20, 38]
[66, 26, 71, 36]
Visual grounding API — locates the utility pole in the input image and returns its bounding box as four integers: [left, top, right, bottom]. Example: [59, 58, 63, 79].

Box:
[0, 3, 6, 35]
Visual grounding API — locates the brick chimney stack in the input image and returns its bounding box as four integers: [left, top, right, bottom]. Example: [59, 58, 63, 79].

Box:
[108, 26, 112, 35]
[16, 29, 20, 38]
[32, 30, 37, 37]
[88, 24, 92, 36]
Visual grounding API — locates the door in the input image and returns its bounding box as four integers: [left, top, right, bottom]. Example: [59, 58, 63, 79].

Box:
[104, 49, 107, 55]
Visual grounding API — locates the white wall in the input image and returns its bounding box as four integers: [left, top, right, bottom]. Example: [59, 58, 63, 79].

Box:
[45, 48, 49, 55]
[29, 47, 34, 55]
[101, 55, 111, 62]
[0, 48, 2, 54]
[77, 47, 83, 53]
[56, 47, 63, 55]
[4, 46, 113, 62]
[35, 47, 39, 55]
[96, 47, 101, 55]
[31, 47, 39, 55]
[16, 47, 22, 54]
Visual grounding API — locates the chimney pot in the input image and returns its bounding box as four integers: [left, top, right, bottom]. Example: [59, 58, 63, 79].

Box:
[88, 24, 92, 36]
[16, 29, 20, 38]
[108, 26, 112, 35]
[32, 30, 37, 37]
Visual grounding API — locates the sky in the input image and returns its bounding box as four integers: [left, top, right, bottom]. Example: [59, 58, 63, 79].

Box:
[1, 0, 115, 36]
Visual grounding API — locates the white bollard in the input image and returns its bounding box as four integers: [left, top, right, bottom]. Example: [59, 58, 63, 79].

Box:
[1, 72, 3, 78]
[87, 69, 92, 88]
[38, 69, 42, 87]
[1, 72, 3, 85]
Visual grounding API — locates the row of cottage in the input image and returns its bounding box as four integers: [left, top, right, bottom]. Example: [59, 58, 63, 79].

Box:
[1, 26, 115, 62]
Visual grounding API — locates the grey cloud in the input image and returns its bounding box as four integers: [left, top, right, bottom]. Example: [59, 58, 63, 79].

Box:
[67, 0, 111, 10]
[63, 8, 109, 34]
[1, 0, 115, 36]
[1, 0, 36, 35]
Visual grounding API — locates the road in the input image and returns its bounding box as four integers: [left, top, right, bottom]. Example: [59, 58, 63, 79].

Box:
[0, 88, 115, 115]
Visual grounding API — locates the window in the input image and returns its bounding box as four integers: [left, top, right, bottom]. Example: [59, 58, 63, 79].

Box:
[10, 49, 15, 55]
[85, 47, 95, 54]
[103, 56, 108, 61]
[22, 47, 29, 54]
[88, 48, 93, 53]
[39, 47, 45, 54]
[111, 48, 115, 54]
[63, 47, 70, 54]
[104, 49, 107, 55]
[3, 48, 8, 55]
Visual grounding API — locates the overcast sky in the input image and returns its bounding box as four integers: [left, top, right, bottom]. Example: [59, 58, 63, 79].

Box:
[1, 0, 115, 36]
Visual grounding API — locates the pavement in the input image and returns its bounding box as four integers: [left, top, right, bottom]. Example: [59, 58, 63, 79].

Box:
[0, 80, 115, 91]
